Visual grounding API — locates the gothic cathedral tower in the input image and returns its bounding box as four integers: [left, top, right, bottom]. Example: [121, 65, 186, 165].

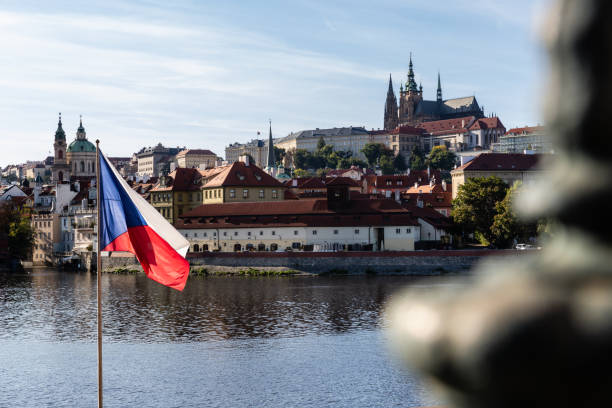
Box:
[52, 113, 70, 183]
[398, 55, 423, 126]
[383, 74, 399, 130]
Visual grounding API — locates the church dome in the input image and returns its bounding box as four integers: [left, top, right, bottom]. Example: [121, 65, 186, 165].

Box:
[67, 139, 95, 153]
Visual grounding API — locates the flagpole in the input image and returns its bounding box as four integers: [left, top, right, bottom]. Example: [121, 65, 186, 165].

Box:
[95, 139, 103, 408]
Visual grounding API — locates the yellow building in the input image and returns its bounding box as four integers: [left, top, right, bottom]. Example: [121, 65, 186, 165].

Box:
[450, 153, 542, 199]
[150, 168, 203, 224]
[199, 158, 286, 205]
[175, 149, 218, 169]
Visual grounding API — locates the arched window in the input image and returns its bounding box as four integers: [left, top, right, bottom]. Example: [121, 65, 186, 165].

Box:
[58, 171, 63, 181]
[233, 243, 241, 252]
[58, 150, 63, 159]
[193, 244, 199, 252]
[80, 161, 85, 172]
[202, 244, 208, 251]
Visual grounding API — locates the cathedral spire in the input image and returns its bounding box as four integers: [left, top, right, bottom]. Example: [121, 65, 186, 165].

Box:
[407, 53, 418, 92]
[437, 72, 443, 103]
[384, 74, 399, 130]
[266, 119, 275, 168]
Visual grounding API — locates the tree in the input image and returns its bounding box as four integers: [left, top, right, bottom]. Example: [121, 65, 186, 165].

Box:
[379, 155, 395, 175]
[293, 149, 311, 170]
[293, 168, 310, 178]
[427, 145, 457, 171]
[317, 136, 326, 150]
[273, 146, 286, 167]
[452, 176, 509, 244]
[409, 147, 427, 170]
[491, 182, 538, 248]
[316, 168, 329, 177]
[361, 143, 385, 167]
[0, 203, 34, 260]
[393, 153, 408, 172]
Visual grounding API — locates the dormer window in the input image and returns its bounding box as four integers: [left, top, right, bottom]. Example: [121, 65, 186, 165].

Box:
[255, 174, 262, 181]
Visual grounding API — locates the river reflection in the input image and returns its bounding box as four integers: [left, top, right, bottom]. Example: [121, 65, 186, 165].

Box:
[1, 269, 461, 407]
[1, 270, 458, 342]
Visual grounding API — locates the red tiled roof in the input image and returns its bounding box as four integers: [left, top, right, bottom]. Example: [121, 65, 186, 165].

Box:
[417, 116, 476, 133]
[325, 176, 360, 187]
[453, 153, 541, 172]
[505, 126, 545, 136]
[202, 161, 284, 188]
[364, 170, 441, 190]
[403, 204, 454, 229]
[177, 198, 420, 229]
[402, 192, 453, 209]
[151, 168, 202, 192]
[469, 117, 505, 131]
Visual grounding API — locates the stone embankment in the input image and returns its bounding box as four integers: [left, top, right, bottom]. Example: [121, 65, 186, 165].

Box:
[100, 250, 519, 276]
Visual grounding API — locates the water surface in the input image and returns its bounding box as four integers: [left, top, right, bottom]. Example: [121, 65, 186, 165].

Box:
[0, 269, 456, 407]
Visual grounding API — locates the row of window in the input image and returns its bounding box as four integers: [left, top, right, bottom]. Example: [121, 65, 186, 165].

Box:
[184, 228, 416, 238]
[228, 189, 279, 199]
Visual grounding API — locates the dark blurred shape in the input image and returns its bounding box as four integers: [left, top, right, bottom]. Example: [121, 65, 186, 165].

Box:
[387, 1, 612, 407]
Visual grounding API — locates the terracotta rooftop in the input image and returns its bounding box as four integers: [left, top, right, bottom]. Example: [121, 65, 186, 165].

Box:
[151, 168, 202, 192]
[417, 116, 476, 134]
[468, 117, 506, 131]
[453, 153, 541, 172]
[177, 198, 420, 229]
[201, 161, 285, 188]
[505, 126, 545, 136]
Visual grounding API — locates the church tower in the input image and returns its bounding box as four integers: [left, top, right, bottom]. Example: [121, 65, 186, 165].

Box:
[398, 54, 423, 126]
[383, 74, 399, 130]
[52, 113, 70, 183]
[265, 120, 276, 175]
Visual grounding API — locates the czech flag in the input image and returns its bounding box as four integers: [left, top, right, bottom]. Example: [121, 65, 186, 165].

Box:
[98, 150, 190, 291]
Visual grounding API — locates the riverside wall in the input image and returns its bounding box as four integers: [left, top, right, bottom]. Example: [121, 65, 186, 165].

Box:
[100, 250, 520, 275]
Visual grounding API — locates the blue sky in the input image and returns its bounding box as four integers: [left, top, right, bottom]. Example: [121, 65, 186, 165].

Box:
[0, 0, 550, 166]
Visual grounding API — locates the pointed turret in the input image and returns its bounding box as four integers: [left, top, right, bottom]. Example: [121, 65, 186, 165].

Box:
[55, 112, 66, 141]
[406, 53, 418, 92]
[437, 72, 443, 103]
[76, 115, 86, 139]
[266, 119, 275, 168]
[384, 74, 399, 130]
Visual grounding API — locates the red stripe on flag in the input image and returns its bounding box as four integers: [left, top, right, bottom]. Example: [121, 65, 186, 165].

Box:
[103, 226, 190, 291]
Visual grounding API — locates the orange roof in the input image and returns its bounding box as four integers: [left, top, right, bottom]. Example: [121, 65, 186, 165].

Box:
[416, 116, 476, 134]
[453, 153, 541, 172]
[201, 161, 284, 188]
[151, 168, 202, 192]
[505, 125, 545, 136]
[469, 117, 505, 131]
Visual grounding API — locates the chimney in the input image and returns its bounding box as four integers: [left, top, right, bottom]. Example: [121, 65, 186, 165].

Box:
[462, 119, 465, 128]
[394, 190, 400, 202]
[442, 179, 447, 191]
[239, 155, 250, 166]
[407, 168, 411, 176]
[81, 198, 87, 210]
[292, 179, 297, 187]
[427, 166, 430, 178]
[417, 196, 424, 208]
[414, 182, 418, 189]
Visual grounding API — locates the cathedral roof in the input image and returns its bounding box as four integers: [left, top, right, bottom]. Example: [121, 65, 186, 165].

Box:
[441, 96, 481, 115]
[67, 139, 96, 153]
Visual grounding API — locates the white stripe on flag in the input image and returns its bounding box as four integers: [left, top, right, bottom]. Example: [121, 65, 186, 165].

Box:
[100, 152, 190, 258]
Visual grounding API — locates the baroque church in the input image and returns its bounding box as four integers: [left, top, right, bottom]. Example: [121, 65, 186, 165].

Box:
[51, 114, 96, 183]
[384, 56, 484, 130]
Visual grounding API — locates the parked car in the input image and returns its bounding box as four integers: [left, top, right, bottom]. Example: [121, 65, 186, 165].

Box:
[515, 243, 541, 250]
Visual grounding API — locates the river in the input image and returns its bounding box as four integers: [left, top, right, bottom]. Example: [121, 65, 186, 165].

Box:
[0, 269, 459, 407]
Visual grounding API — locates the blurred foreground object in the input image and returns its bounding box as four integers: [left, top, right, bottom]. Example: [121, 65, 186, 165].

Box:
[387, 1, 612, 407]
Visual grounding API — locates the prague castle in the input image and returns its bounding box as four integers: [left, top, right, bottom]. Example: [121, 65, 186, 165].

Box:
[384, 55, 484, 130]
[51, 114, 96, 182]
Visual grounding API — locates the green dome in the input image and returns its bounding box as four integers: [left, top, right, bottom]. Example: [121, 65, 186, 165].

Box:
[67, 139, 95, 153]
